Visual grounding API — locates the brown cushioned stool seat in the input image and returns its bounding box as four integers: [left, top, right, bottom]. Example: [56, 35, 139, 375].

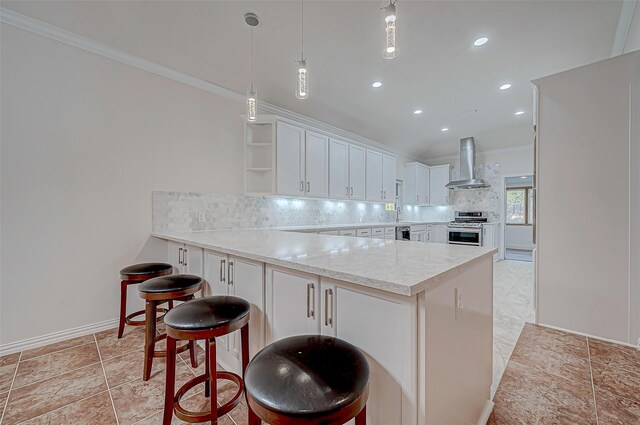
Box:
[244, 335, 370, 425]
[138, 274, 203, 381]
[162, 296, 253, 425]
[117, 262, 173, 339]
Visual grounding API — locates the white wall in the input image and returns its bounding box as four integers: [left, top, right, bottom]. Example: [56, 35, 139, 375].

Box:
[534, 52, 640, 345]
[505, 225, 534, 250]
[0, 24, 245, 345]
[624, 2, 640, 53]
[427, 145, 534, 177]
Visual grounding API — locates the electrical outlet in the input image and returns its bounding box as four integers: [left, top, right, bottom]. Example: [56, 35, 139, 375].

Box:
[455, 288, 463, 319]
[198, 211, 206, 223]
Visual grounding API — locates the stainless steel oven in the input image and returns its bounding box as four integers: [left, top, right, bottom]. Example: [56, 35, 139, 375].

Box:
[396, 226, 410, 241]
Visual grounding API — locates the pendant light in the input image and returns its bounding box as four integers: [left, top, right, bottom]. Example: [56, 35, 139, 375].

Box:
[295, 0, 308, 100]
[245, 13, 259, 121]
[382, 1, 397, 59]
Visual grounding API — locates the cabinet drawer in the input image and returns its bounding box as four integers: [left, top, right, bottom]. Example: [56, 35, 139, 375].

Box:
[371, 227, 384, 236]
[410, 224, 427, 232]
[356, 228, 371, 237]
[319, 230, 339, 235]
[339, 230, 355, 237]
[384, 226, 396, 235]
[426, 224, 432, 230]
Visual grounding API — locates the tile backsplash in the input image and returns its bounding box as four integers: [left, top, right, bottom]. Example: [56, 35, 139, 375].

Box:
[449, 163, 502, 222]
[153, 192, 397, 232]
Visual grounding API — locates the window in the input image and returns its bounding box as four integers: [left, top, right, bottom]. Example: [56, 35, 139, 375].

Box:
[506, 187, 534, 225]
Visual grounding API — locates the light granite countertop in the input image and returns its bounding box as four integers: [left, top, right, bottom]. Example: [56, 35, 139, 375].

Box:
[153, 229, 496, 296]
[275, 221, 450, 232]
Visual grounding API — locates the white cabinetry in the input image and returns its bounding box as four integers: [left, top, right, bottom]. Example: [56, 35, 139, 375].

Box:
[329, 139, 349, 199]
[304, 131, 329, 198]
[328, 140, 367, 200]
[433, 224, 448, 244]
[320, 280, 408, 425]
[203, 251, 265, 374]
[276, 121, 329, 198]
[428, 165, 451, 206]
[349, 145, 366, 200]
[266, 267, 320, 342]
[482, 223, 500, 262]
[167, 241, 203, 276]
[404, 163, 429, 205]
[366, 150, 396, 202]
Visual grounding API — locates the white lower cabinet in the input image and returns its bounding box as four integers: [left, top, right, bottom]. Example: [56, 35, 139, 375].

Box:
[433, 224, 447, 244]
[167, 241, 203, 276]
[203, 250, 265, 374]
[320, 279, 407, 425]
[265, 267, 320, 342]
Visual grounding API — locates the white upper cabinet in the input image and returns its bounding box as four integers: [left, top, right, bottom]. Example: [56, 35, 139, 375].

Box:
[276, 121, 305, 196]
[404, 162, 429, 205]
[349, 145, 366, 200]
[429, 165, 451, 205]
[304, 131, 329, 198]
[382, 154, 397, 202]
[329, 139, 349, 199]
[404, 162, 451, 205]
[366, 150, 384, 201]
[266, 118, 397, 202]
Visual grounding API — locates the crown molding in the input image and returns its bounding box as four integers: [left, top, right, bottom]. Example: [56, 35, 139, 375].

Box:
[0, 7, 411, 159]
[612, 0, 637, 56]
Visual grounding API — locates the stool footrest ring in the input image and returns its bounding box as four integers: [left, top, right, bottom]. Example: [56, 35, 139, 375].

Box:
[174, 371, 244, 423]
[125, 306, 169, 327]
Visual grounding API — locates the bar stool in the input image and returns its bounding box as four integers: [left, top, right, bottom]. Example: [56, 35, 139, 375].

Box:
[118, 262, 173, 339]
[244, 335, 370, 425]
[162, 295, 252, 425]
[138, 274, 203, 381]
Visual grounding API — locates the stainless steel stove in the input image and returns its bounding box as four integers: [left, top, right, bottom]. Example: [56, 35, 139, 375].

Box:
[447, 212, 487, 246]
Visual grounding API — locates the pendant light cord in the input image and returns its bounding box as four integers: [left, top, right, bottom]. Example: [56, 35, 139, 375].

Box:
[250, 27, 254, 90]
[301, 0, 304, 61]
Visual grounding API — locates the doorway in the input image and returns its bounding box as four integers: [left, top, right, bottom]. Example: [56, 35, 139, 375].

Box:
[503, 175, 535, 262]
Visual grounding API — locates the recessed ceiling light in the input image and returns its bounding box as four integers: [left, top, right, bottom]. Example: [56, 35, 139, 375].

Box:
[500, 83, 512, 90]
[372, 81, 382, 88]
[473, 37, 488, 46]
[441, 127, 449, 132]
[520, 176, 527, 179]
[515, 110, 525, 116]
[413, 109, 423, 115]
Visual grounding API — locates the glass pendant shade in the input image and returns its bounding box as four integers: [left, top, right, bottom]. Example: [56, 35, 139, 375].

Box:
[247, 87, 257, 122]
[383, 3, 397, 59]
[295, 60, 308, 99]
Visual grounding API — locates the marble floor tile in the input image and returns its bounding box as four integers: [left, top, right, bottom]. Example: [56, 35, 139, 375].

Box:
[0, 353, 20, 368]
[134, 392, 237, 425]
[103, 348, 167, 388]
[596, 388, 640, 425]
[109, 362, 198, 425]
[591, 361, 640, 404]
[95, 326, 146, 361]
[588, 338, 640, 371]
[0, 363, 17, 393]
[19, 391, 117, 425]
[517, 323, 588, 358]
[20, 334, 96, 361]
[509, 337, 591, 383]
[2, 363, 107, 424]
[1, 391, 8, 419]
[490, 360, 596, 424]
[12, 342, 101, 389]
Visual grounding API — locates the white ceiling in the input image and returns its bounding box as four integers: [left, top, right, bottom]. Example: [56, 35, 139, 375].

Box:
[3, 0, 624, 159]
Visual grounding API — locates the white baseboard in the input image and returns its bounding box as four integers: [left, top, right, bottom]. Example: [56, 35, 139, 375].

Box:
[537, 323, 640, 349]
[0, 318, 119, 356]
[476, 400, 494, 425]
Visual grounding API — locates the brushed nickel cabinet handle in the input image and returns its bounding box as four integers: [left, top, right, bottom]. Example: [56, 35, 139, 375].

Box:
[228, 261, 234, 286]
[178, 248, 183, 265]
[220, 259, 226, 283]
[307, 181, 310, 192]
[346, 186, 349, 196]
[325, 288, 333, 326]
[307, 283, 315, 318]
[300, 181, 304, 191]
[183, 249, 187, 267]
[351, 187, 354, 196]
[416, 195, 419, 202]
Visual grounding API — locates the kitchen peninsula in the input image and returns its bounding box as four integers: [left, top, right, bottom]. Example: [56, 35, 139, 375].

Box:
[153, 229, 496, 425]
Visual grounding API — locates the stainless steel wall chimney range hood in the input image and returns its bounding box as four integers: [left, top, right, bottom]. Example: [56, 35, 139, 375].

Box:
[445, 137, 491, 189]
